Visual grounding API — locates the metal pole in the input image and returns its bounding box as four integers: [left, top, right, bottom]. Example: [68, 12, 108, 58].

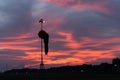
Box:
[40, 19, 44, 69]
[41, 21, 43, 30]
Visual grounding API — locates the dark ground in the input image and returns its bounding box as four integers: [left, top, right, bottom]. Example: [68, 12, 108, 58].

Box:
[1, 72, 120, 80]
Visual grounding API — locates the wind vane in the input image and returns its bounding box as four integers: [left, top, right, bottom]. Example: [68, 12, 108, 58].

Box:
[38, 19, 49, 69]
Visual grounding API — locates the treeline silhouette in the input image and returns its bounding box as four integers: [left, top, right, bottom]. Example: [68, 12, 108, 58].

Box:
[1, 58, 120, 80]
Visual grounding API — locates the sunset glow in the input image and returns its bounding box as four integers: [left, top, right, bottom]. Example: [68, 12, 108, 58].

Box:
[0, 0, 120, 69]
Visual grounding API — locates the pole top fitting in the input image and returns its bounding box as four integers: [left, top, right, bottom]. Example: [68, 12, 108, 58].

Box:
[39, 19, 44, 23]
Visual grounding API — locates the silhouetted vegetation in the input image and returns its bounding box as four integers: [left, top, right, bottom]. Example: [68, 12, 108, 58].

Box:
[1, 58, 120, 80]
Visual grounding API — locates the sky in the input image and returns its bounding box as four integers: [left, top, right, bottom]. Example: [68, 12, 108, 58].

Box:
[0, 0, 120, 70]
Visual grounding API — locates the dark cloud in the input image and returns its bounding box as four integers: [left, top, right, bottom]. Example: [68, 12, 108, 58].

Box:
[58, 10, 120, 39]
[112, 51, 120, 57]
[0, 49, 26, 56]
[100, 42, 120, 48]
[80, 46, 110, 51]
[51, 55, 72, 61]
[0, 0, 33, 37]
[0, 49, 26, 69]
[38, 0, 120, 40]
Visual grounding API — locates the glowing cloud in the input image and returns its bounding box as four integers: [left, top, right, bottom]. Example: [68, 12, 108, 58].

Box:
[38, 0, 112, 14]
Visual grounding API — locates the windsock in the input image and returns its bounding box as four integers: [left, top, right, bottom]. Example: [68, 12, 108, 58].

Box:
[38, 30, 49, 55]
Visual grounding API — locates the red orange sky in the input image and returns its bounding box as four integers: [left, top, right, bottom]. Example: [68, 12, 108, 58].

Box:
[0, 0, 120, 69]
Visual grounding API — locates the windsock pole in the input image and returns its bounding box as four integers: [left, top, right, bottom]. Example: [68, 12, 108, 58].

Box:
[39, 19, 45, 70]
